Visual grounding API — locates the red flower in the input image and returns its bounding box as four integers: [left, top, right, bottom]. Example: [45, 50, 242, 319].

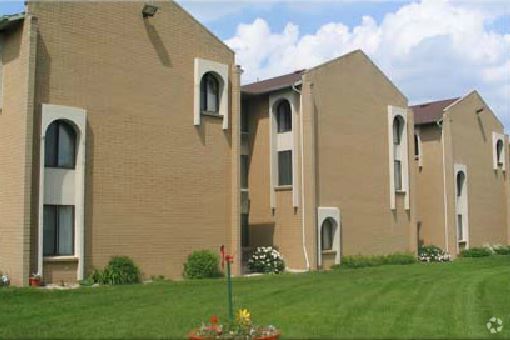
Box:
[210, 315, 219, 325]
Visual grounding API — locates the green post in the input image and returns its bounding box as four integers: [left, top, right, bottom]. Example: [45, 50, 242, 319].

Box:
[226, 260, 234, 322]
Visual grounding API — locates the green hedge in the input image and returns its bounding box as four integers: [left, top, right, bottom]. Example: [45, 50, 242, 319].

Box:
[492, 245, 510, 255]
[460, 247, 492, 257]
[332, 252, 416, 269]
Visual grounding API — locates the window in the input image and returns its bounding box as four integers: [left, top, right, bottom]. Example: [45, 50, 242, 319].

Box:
[200, 72, 219, 113]
[241, 155, 249, 189]
[241, 104, 249, 133]
[241, 214, 249, 247]
[457, 214, 464, 241]
[497, 139, 504, 165]
[278, 150, 292, 186]
[43, 205, 74, 256]
[276, 100, 292, 133]
[394, 160, 402, 191]
[393, 116, 403, 145]
[45, 120, 76, 169]
[457, 171, 465, 197]
[414, 134, 419, 158]
[321, 218, 334, 251]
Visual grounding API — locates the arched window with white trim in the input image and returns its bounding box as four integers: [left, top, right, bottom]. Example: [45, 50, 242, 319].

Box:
[496, 139, 504, 165]
[276, 99, 292, 133]
[200, 72, 220, 114]
[321, 218, 334, 251]
[393, 116, 404, 191]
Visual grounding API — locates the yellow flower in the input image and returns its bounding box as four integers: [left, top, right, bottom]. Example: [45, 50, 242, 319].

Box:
[237, 309, 251, 323]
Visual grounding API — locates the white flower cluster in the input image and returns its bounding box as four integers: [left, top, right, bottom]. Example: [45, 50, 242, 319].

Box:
[418, 246, 451, 262]
[248, 246, 285, 274]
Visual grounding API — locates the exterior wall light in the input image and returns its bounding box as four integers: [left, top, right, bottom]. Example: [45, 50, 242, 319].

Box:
[142, 4, 159, 17]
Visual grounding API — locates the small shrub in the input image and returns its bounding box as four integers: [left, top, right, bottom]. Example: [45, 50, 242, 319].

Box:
[184, 250, 222, 279]
[89, 256, 140, 285]
[460, 247, 492, 257]
[248, 246, 285, 274]
[418, 245, 451, 262]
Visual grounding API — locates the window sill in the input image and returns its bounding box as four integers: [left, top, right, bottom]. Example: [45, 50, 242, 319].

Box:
[201, 111, 222, 118]
[322, 250, 337, 255]
[43, 256, 79, 262]
[395, 190, 406, 195]
[414, 156, 420, 160]
[275, 185, 292, 191]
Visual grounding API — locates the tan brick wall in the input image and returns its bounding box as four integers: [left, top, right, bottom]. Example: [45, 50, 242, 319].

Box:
[43, 260, 78, 284]
[243, 94, 306, 270]
[306, 51, 416, 257]
[415, 125, 448, 248]
[0, 16, 37, 286]
[26, 1, 238, 282]
[446, 92, 508, 249]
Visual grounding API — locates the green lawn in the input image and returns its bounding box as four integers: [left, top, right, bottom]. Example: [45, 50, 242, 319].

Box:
[1, 256, 509, 339]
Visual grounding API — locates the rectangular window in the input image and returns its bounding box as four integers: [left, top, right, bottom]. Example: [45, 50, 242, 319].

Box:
[240, 155, 249, 189]
[414, 134, 419, 158]
[457, 214, 464, 241]
[43, 205, 75, 256]
[241, 106, 249, 133]
[278, 150, 293, 186]
[394, 160, 402, 191]
[241, 214, 249, 247]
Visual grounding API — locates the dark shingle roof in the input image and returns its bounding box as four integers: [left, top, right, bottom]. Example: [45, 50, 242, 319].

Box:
[411, 98, 459, 125]
[241, 70, 305, 95]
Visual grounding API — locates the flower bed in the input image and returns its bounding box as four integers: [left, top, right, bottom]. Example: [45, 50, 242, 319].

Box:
[418, 245, 451, 262]
[189, 310, 279, 340]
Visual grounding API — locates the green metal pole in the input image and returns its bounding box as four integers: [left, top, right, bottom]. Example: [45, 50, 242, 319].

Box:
[227, 260, 233, 322]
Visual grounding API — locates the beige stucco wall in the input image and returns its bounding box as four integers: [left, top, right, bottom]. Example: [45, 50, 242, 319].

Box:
[0, 16, 37, 286]
[25, 1, 239, 282]
[415, 125, 448, 249]
[446, 92, 508, 250]
[304, 50, 417, 258]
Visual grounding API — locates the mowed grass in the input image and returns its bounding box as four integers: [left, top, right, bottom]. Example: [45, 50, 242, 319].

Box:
[1, 256, 509, 339]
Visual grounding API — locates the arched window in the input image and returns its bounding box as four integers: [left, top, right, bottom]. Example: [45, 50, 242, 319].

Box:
[321, 218, 334, 251]
[393, 116, 404, 145]
[496, 139, 503, 165]
[200, 72, 219, 113]
[457, 171, 465, 197]
[276, 100, 292, 133]
[45, 120, 76, 169]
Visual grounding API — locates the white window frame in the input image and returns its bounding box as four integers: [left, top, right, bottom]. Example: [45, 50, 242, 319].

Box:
[387, 106, 410, 210]
[194, 58, 229, 130]
[492, 132, 505, 171]
[38, 104, 87, 280]
[268, 91, 299, 208]
[317, 207, 341, 266]
[454, 164, 469, 250]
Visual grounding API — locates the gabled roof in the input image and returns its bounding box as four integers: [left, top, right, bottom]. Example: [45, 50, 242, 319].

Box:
[411, 98, 459, 125]
[241, 70, 305, 95]
[0, 12, 24, 31]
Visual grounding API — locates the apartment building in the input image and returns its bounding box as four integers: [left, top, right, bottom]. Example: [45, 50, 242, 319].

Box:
[0, 1, 241, 286]
[241, 50, 418, 271]
[413, 91, 510, 254]
[1, 1, 508, 286]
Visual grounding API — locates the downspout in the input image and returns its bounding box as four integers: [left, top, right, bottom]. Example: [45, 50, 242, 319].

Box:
[292, 81, 310, 271]
[438, 118, 449, 253]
